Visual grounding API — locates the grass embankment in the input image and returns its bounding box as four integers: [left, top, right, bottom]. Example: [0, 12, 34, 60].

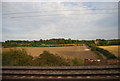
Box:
[2, 49, 84, 66]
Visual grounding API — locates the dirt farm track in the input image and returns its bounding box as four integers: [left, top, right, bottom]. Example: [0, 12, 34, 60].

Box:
[2, 46, 100, 59]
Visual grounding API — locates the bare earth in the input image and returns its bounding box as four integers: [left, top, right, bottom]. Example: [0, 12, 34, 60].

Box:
[99, 45, 120, 57]
[2, 46, 100, 59]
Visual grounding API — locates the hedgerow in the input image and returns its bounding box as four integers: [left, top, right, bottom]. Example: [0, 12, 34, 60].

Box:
[85, 42, 117, 59]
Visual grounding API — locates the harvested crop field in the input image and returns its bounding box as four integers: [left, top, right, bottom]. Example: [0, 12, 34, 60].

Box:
[2, 46, 100, 59]
[99, 45, 120, 57]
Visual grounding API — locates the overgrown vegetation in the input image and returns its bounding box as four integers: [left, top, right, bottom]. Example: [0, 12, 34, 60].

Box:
[2, 49, 84, 66]
[72, 58, 84, 66]
[33, 51, 70, 66]
[2, 49, 33, 66]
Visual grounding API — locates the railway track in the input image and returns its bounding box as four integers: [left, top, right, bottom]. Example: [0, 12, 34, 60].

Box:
[1, 65, 120, 81]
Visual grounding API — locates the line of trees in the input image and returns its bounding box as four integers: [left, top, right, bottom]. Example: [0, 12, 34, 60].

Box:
[95, 39, 120, 46]
[2, 38, 83, 47]
[2, 38, 120, 48]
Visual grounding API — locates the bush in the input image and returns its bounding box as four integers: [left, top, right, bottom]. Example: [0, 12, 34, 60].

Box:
[72, 58, 84, 66]
[33, 51, 70, 66]
[2, 49, 33, 66]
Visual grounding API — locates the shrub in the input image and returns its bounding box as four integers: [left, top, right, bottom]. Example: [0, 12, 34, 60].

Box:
[33, 51, 70, 66]
[2, 49, 33, 66]
[72, 58, 84, 66]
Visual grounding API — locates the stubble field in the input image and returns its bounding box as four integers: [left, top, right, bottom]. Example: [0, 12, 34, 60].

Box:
[2, 46, 100, 59]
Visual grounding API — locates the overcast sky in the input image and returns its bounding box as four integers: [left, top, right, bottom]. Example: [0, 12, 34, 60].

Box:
[2, 2, 118, 41]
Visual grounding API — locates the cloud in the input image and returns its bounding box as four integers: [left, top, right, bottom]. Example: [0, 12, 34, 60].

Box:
[1, 0, 120, 2]
[2, 2, 118, 41]
[0, 3, 2, 41]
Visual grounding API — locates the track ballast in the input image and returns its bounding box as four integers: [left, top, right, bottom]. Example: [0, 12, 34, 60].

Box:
[2, 65, 120, 81]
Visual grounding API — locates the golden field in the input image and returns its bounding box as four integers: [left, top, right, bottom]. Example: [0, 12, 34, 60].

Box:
[2, 46, 100, 59]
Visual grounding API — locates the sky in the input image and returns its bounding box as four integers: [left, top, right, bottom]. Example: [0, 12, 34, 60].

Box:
[1, 2, 118, 41]
[1, 0, 120, 2]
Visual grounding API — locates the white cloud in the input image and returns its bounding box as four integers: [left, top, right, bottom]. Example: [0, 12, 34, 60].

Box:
[2, 2, 118, 41]
[2, 0, 120, 2]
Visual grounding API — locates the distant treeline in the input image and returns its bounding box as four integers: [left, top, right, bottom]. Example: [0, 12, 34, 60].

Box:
[2, 38, 120, 48]
[2, 38, 83, 47]
[94, 39, 120, 46]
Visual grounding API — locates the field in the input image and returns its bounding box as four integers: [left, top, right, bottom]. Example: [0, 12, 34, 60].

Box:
[2, 46, 100, 60]
[99, 45, 120, 57]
